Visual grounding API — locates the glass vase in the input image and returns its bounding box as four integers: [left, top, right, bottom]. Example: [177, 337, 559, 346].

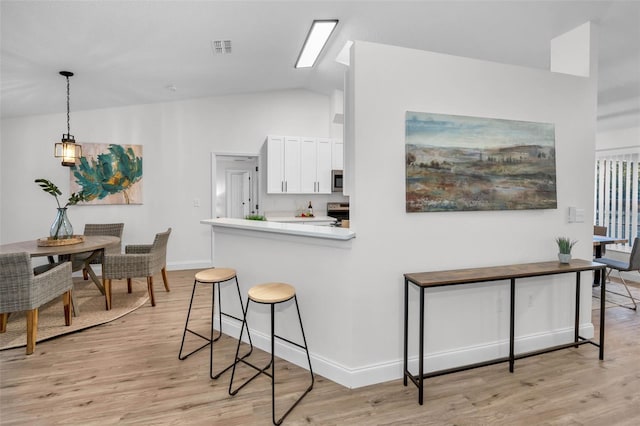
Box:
[50, 207, 73, 239]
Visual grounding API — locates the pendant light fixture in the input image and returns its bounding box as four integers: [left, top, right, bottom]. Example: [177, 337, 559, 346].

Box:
[54, 71, 82, 166]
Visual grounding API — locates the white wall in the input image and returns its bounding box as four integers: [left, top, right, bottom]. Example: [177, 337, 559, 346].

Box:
[596, 126, 640, 152]
[0, 89, 331, 269]
[344, 40, 598, 371]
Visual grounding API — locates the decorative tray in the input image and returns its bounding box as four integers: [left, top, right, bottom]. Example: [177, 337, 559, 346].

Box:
[37, 235, 85, 247]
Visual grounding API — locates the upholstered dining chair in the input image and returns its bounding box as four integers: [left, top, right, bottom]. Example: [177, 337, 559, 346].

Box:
[0, 252, 73, 355]
[102, 228, 171, 310]
[597, 237, 640, 310]
[74, 223, 124, 280]
[594, 225, 608, 257]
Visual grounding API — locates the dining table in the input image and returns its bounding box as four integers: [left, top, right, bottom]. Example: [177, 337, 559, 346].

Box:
[592, 235, 628, 285]
[0, 235, 120, 312]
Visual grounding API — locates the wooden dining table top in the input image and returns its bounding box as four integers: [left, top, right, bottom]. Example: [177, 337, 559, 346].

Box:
[593, 235, 627, 246]
[0, 235, 120, 257]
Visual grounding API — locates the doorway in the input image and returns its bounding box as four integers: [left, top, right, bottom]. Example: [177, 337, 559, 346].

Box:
[226, 169, 251, 218]
[212, 153, 260, 219]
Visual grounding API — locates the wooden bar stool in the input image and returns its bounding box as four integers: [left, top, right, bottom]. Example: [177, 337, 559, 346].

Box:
[229, 282, 314, 425]
[178, 268, 253, 379]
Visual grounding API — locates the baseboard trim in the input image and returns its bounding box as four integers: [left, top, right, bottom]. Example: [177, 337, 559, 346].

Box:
[215, 318, 596, 389]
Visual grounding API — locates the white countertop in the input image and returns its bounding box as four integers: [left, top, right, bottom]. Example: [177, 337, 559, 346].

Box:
[201, 218, 355, 241]
[266, 215, 336, 223]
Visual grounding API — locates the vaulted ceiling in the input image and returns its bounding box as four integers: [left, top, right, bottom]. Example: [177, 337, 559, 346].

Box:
[2, 1, 638, 130]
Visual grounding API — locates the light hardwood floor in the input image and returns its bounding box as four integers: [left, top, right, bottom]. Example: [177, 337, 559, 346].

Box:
[1, 270, 639, 425]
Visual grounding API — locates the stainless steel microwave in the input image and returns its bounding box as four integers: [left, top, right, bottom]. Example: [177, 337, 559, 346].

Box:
[331, 170, 343, 192]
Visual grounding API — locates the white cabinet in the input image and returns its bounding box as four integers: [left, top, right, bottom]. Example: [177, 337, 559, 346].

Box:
[300, 137, 317, 193]
[283, 137, 301, 193]
[331, 139, 343, 170]
[266, 135, 333, 194]
[301, 137, 332, 193]
[266, 135, 301, 194]
[266, 135, 285, 193]
[316, 138, 332, 193]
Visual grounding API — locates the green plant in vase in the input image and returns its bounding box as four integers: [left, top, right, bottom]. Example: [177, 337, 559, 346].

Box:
[555, 236, 577, 263]
[35, 178, 87, 239]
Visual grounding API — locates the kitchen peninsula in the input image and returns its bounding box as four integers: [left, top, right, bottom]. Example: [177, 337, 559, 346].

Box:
[201, 216, 357, 387]
[201, 217, 355, 240]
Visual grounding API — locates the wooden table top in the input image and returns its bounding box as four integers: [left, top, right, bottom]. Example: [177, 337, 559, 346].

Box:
[405, 259, 605, 288]
[593, 235, 627, 246]
[0, 235, 120, 257]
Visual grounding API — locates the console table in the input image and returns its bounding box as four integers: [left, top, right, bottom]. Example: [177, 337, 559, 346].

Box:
[403, 259, 606, 405]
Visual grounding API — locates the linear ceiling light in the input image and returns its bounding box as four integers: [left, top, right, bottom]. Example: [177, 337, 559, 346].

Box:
[295, 19, 339, 68]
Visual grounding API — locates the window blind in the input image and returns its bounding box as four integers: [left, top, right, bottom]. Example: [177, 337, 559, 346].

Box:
[594, 150, 639, 252]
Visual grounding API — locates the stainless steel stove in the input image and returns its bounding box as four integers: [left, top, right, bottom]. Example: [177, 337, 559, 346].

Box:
[327, 202, 349, 225]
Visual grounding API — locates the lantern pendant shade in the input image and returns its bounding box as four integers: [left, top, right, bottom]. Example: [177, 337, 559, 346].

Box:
[53, 71, 81, 166]
[54, 134, 82, 167]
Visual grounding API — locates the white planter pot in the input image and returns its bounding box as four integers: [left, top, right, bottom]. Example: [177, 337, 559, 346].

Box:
[558, 253, 572, 264]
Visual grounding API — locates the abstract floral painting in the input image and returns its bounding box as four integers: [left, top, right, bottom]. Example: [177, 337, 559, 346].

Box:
[70, 143, 143, 205]
[406, 111, 557, 212]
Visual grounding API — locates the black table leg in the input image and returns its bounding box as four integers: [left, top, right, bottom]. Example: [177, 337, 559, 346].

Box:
[594, 245, 603, 285]
[599, 269, 605, 360]
[418, 287, 425, 405]
[403, 278, 408, 386]
[509, 278, 515, 373]
[574, 271, 581, 347]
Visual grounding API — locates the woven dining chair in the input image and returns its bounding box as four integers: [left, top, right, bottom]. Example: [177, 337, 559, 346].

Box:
[102, 228, 171, 310]
[0, 252, 73, 355]
[74, 223, 124, 280]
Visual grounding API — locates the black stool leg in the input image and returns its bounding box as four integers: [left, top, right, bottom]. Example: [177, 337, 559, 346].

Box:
[272, 295, 314, 425]
[210, 276, 254, 379]
[179, 280, 213, 360]
[228, 295, 314, 426]
[233, 276, 255, 355]
[229, 299, 270, 394]
[294, 295, 314, 386]
[209, 281, 220, 378]
[179, 279, 223, 361]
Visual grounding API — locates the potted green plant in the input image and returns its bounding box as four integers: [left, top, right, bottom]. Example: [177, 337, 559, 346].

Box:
[555, 237, 577, 263]
[35, 178, 87, 239]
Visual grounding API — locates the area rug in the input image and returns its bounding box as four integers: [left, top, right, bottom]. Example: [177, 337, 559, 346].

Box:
[0, 278, 149, 351]
[592, 279, 640, 310]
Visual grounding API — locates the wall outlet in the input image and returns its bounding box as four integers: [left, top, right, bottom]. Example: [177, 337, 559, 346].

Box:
[193, 198, 200, 207]
[528, 294, 534, 308]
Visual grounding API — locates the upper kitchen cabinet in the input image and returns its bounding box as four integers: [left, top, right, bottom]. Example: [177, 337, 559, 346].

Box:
[331, 140, 343, 170]
[266, 135, 301, 193]
[301, 137, 332, 193]
[265, 135, 333, 194]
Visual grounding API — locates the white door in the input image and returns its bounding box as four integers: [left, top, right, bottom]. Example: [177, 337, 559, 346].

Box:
[227, 170, 251, 218]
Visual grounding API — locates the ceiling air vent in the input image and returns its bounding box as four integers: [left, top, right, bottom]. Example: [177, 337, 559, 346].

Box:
[211, 40, 232, 55]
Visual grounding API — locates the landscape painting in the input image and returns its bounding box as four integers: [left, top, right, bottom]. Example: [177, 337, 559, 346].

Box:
[406, 111, 557, 212]
[70, 143, 143, 205]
